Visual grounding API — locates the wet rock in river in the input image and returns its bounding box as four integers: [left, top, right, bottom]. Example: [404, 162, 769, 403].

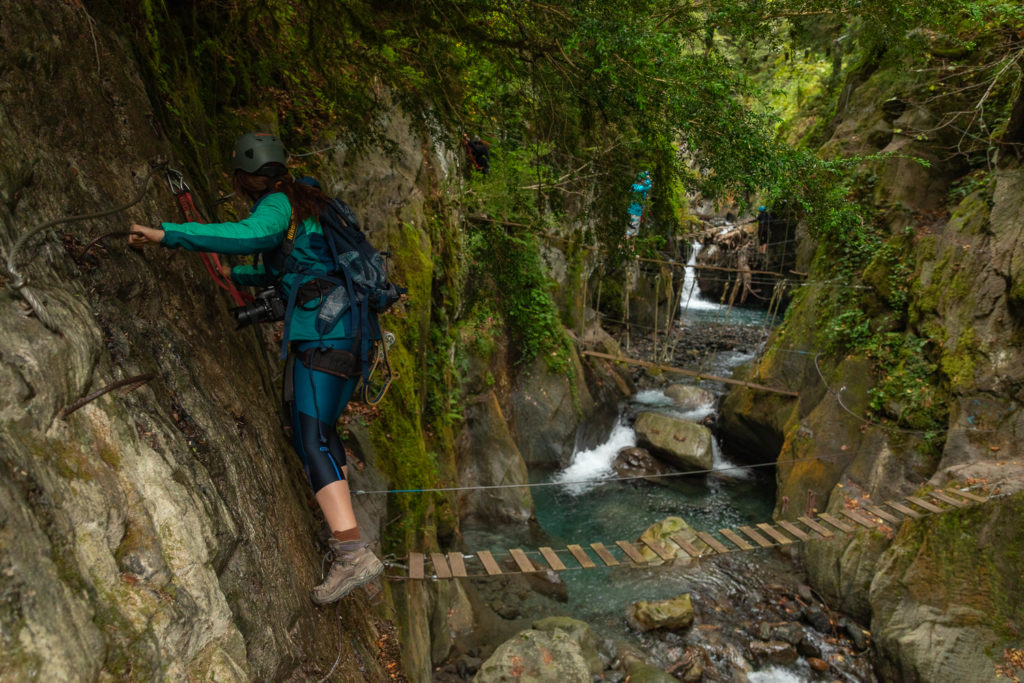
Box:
[523, 567, 568, 603]
[637, 516, 708, 564]
[613, 446, 677, 482]
[633, 412, 713, 471]
[620, 653, 679, 682]
[662, 383, 715, 411]
[626, 593, 696, 632]
[748, 639, 799, 665]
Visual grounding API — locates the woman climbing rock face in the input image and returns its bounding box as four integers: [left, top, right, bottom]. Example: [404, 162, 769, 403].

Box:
[128, 132, 383, 605]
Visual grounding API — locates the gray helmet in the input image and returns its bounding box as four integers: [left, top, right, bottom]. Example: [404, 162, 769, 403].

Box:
[230, 133, 288, 174]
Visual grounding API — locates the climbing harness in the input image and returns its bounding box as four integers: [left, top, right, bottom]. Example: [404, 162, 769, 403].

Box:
[164, 168, 252, 307]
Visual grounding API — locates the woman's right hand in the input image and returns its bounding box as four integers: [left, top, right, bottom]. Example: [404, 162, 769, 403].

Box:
[128, 224, 165, 247]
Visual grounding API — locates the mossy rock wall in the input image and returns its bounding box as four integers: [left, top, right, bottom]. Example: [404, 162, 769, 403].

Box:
[0, 2, 405, 679]
[719, 49, 1024, 681]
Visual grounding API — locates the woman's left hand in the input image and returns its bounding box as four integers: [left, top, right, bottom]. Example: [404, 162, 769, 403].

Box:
[128, 224, 165, 247]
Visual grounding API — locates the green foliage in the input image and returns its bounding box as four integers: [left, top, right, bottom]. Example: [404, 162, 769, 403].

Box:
[467, 220, 570, 371]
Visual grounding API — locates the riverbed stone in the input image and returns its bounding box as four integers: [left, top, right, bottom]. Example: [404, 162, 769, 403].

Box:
[663, 384, 715, 411]
[626, 593, 695, 632]
[613, 447, 677, 483]
[633, 412, 713, 471]
[473, 629, 591, 683]
[533, 616, 603, 676]
[621, 654, 678, 683]
[748, 640, 798, 665]
[637, 516, 708, 563]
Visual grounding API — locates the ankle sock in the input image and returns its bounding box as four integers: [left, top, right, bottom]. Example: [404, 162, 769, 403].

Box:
[332, 527, 364, 551]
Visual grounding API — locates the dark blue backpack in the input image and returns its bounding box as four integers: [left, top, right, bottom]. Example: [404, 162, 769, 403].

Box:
[275, 195, 406, 401]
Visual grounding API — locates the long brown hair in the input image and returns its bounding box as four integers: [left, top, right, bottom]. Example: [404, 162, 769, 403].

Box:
[233, 168, 328, 227]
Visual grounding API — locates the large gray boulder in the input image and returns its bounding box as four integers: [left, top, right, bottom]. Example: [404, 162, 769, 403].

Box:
[633, 412, 713, 471]
[532, 616, 603, 676]
[474, 629, 591, 683]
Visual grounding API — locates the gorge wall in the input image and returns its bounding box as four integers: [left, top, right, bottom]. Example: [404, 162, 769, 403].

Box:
[720, 34, 1024, 682]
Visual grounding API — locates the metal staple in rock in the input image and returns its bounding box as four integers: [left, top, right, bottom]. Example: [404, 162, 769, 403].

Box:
[60, 373, 155, 418]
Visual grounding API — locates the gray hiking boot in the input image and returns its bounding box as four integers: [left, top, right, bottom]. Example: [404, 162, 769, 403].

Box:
[311, 540, 384, 605]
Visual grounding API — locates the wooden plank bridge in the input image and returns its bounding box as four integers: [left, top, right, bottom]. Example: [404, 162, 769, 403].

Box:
[401, 487, 988, 580]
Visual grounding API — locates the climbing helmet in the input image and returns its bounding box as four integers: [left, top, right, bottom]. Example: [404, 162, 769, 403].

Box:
[231, 133, 288, 175]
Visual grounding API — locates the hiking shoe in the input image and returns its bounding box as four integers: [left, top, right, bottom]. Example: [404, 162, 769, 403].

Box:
[311, 541, 384, 605]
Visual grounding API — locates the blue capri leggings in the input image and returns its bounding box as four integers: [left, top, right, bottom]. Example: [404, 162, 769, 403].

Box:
[290, 339, 360, 493]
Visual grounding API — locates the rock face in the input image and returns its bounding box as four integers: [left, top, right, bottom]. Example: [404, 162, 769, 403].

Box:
[511, 348, 595, 468]
[626, 594, 696, 632]
[633, 412, 713, 471]
[0, 3, 429, 680]
[473, 629, 592, 683]
[457, 391, 535, 527]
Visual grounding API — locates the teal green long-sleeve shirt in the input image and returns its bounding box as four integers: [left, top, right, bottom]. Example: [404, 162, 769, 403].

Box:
[160, 192, 354, 343]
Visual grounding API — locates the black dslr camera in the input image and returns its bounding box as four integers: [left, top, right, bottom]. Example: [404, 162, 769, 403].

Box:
[232, 286, 286, 329]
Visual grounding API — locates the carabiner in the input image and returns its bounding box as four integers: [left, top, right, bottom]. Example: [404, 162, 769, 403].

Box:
[165, 168, 190, 196]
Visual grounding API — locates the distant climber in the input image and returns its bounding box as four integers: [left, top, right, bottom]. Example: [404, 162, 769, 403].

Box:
[463, 133, 491, 175]
[128, 133, 385, 605]
[757, 206, 772, 254]
[626, 171, 652, 238]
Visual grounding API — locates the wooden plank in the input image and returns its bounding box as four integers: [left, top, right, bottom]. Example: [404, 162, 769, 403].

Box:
[798, 515, 835, 538]
[409, 553, 425, 580]
[616, 540, 647, 565]
[840, 508, 882, 529]
[720, 528, 755, 550]
[448, 553, 467, 578]
[818, 513, 855, 533]
[777, 520, 812, 541]
[906, 496, 944, 514]
[539, 547, 567, 571]
[737, 525, 773, 548]
[885, 500, 923, 519]
[757, 523, 795, 544]
[947, 488, 988, 503]
[476, 550, 503, 576]
[669, 533, 707, 559]
[641, 537, 677, 561]
[509, 549, 536, 573]
[582, 350, 799, 397]
[863, 504, 901, 524]
[929, 490, 968, 508]
[567, 544, 596, 569]
[590, 543, 620, 567]
[430, 552, 452, 579]
[694, 531, 731, 554]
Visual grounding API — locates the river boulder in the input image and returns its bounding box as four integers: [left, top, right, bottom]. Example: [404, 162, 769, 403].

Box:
[637, 516, 709, 564]
[626, 593, 696, 632]
[663, 384, 715, 411]
[532, 616, 604, 676]
[633, 412, 713, 471]
[474, 629, 591, 682]
[613, 447, 677, 483]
